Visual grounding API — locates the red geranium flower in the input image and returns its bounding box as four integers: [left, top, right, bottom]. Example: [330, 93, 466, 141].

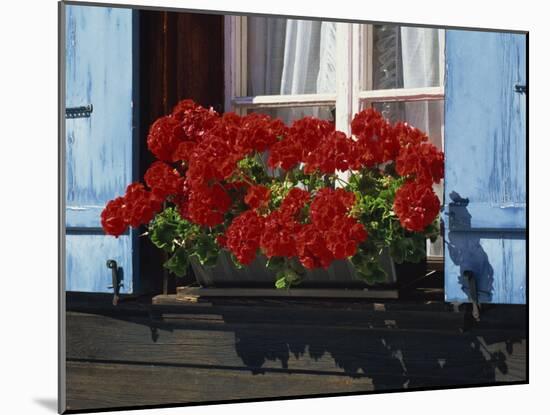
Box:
[393, 181, 440, 232]
[280, 188, 310, 217]
[392, 121, 429, 146]
[144, 161, 185, 199]
[350, 108, 400, 167]
[225, 210, 265, 265]
[304, 131, 354, 174]
[325, 216, 368, 259]
[268, 117, 334, 170]
[244, 185, 271, 210]
[295, 225, 335, 270]
[396, 142, 444, 185]
[187, 183, 232, 227]
[100, 197, 128, 237]
[310, 188, 356, 230]
[260, 211, 303, 258]
[171, 99, 219, 142]
[123, 183, 163, 228]
[146, 116, 184, 162]
[236, 113, 287, 154]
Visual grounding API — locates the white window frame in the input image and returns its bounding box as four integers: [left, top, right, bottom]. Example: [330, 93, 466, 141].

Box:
[224, 16, 446, 259]
[224, 16, 445, 132]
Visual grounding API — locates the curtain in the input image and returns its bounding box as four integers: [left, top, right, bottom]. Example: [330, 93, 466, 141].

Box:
[247, 17, 336, 124]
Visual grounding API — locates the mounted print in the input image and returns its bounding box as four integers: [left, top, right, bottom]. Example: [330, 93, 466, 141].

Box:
[59, 0, 528, 412]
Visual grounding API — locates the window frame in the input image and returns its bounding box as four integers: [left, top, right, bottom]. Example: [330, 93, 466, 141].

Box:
[224, 16, 445, 125]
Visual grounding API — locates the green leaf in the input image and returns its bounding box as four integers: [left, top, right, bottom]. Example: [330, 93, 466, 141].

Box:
[163, 248, 189, 277]
[275, 276, 288, 289]
[274, 268, 301, 289]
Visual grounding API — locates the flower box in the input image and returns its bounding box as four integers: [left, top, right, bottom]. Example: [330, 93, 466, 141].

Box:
[190, 249, 396, 288]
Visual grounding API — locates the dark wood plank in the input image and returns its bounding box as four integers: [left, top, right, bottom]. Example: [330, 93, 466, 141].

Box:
[66, 360, 376, 411]
[65, 296, 527, 412]
[66, 310, 526, 381]
[176, 286, 399, 300]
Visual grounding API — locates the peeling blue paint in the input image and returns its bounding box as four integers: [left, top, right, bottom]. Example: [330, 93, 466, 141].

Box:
[65, 5, 136, 293]
[443, 31, 526, 305]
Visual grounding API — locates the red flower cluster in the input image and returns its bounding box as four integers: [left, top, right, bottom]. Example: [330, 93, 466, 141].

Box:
[393, 121, 429, 146]
[103, 99, 443, 272]
[147, 100, 219, 163]
[224, 210, 265, 265]
[235, 113, 287, 154]
[393, 182, 440, 232]
[296, 189, 367, 269]
[101, 183, 162, 237]
[268, 117, 334, 170]
[144, 161, 185, 199]
[280, 188, 310, 216]
[257, 189, 311, 259]
[244, 185, 271, 210]
[391, 122, 443, 231]
[396, 141, 444, 185]
[223, 187, 366, 269]
[309, 188, 356, 230]
[350, 108, 399, 167]
[304, 131, 353, 174]
[260, 211, 303, 258]
[187, 183, 232, 227]
[104, 100, 293, 232]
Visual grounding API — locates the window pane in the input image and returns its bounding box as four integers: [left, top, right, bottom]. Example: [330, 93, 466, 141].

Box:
[247, 17, 337, 96]
[247, 106, 335, 126]
[368, 25, 443, 90]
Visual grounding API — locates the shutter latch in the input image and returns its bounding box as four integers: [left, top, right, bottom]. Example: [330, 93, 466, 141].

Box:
[106, 259, 122, 306]
[514, 84, 527, 94]
[464, 270, 481, 322]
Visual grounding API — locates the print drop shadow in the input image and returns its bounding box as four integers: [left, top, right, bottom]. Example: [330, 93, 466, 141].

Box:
[446, 191, 494, 303]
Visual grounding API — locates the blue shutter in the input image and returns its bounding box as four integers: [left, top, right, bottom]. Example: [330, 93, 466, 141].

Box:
[443, 30, 527, 304]
[65, 5, 139, 293]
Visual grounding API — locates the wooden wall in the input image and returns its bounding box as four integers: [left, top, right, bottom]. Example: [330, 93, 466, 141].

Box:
[65, 295, 526, 412]
[137, 10, 225, 294]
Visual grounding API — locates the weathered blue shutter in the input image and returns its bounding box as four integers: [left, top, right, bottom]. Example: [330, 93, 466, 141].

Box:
[65, 5, 139, 293]
[443, 30, 527, 304]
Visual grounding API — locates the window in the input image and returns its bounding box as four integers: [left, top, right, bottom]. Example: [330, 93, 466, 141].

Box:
[225, 16, 445, 258]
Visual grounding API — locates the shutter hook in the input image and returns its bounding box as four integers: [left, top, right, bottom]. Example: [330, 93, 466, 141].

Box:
[106, 259, 121, 306]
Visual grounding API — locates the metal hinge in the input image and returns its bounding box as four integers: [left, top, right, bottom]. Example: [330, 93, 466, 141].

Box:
[66, 104, 93, 119]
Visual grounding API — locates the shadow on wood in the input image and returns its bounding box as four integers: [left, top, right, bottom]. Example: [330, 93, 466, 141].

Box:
[65, 295, 526, 411]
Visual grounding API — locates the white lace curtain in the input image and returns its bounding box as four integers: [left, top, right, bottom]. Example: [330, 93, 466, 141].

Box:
[247, 17, 336, 123]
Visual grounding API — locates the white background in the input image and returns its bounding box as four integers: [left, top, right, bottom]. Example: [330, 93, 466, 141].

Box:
[0, 0, 545, 414]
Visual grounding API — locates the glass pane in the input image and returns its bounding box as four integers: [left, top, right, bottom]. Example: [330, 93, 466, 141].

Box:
[367, 100, 444, 257]
[247, 16, 337, 96]
[247, 106, 335, 126]
[368, 25, 443, 90]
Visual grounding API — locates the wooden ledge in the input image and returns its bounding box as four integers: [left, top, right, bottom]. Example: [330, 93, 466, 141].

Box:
[169, 286, 399, 303]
